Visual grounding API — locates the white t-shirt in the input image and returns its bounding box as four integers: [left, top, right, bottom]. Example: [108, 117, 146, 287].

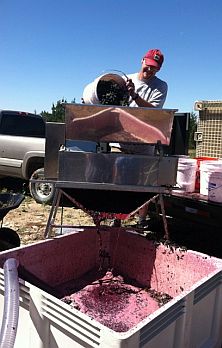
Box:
[127, 73, 168, 108]
[110, 73, 168, 154]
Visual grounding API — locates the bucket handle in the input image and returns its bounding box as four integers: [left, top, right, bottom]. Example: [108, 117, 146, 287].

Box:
[102, 69, 130, 81]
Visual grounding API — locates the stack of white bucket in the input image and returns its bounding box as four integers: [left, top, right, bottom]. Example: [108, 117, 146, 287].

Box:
[174, 157, 222, 202]
[174, 157, 197, 193]
[200, 160, 222, 202]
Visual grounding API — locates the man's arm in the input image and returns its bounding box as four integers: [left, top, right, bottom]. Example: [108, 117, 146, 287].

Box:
[126, 78, 168, 108]
[130, 92, 156, 107]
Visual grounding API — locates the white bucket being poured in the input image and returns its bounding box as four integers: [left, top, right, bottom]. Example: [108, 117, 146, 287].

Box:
[174, 157, 197, 193]
[82, 73, 127, 104]
[200, 160, 222, 197]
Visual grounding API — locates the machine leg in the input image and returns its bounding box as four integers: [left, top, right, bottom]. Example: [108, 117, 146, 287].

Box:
[159, 194, 169, 240]
[44, 189, 61, 238]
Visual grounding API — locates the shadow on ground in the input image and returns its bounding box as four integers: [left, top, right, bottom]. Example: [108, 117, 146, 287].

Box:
[0, 177, 28, 194]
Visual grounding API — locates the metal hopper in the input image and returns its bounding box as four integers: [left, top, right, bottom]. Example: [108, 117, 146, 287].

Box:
[44, 104, 178, 237]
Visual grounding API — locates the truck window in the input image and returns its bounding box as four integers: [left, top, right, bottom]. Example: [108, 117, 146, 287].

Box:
[0, 113, 45, 137]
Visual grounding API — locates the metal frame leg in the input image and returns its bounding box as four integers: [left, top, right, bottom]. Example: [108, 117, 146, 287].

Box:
[44, 188, 62, 238]
[159, 194, 169, 240]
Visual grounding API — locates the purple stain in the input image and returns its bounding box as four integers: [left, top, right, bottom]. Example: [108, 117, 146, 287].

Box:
[62, 272, 162, 332]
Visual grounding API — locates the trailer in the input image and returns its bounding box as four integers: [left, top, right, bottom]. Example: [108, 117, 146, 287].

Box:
[160, 191, 222, 228]
[159, 100, 222, 229]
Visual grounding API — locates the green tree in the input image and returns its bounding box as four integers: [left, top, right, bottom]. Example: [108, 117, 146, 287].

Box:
[188, 112, 198, 149]
[41, 97, 76, 122]
[51, 98, 66, 122]
[41, 110, 51, 120]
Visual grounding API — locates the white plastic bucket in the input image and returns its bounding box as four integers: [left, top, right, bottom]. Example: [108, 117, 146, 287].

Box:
[175, 158, 197, 192]
[82, 73, 127, 104]
[208, 172, 222, 202]
[200, 161, 222, 196]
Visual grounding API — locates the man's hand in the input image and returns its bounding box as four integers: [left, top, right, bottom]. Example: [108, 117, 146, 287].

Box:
[126, 79, 135, 97]
[125, 78, 155, 107]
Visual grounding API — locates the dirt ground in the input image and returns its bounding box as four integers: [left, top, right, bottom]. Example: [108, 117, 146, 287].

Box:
[2, 196, 96, 246]
[1, 177, 222, 259]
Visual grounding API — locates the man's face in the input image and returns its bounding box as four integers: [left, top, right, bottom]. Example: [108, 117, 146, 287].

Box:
[140, 59, 160, 80]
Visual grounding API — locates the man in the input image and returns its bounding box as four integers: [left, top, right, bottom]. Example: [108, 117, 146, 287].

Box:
[119, 49, 168, 227]
[82, 48, 168, 228]
[126, 48, 167, 108]
[119, 49, 167, 156]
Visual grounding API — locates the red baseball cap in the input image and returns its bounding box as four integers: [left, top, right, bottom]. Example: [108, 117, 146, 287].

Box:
[143, 49, 164, 69]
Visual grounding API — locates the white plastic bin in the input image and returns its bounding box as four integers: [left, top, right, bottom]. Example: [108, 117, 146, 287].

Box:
[0, 228, 222, 348]
[200, 160, 222, 196]
[208, 171, 222, 202]
[174, 157, 197, 192]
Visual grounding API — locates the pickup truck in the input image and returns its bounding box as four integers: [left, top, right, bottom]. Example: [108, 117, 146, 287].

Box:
[0, 109, 54, 204]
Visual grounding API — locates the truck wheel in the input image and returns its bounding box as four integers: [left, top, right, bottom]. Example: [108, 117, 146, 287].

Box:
[29, 168, 55, 204]
[0, 227, 20, 251]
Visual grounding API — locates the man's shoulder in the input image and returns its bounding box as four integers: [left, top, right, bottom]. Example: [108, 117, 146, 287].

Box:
[127, 73, 167, 88]
[152, 76, 168, 91]
[153, 75, 167, 86]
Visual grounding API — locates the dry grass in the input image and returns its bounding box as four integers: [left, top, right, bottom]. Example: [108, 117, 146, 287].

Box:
[2, 196, 95, 245]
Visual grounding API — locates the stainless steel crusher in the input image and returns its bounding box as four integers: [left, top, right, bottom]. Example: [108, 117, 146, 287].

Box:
[43, 103, 178, 238]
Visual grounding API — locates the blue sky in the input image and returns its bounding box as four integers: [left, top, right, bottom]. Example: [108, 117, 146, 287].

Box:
[0, 0, 221, 114]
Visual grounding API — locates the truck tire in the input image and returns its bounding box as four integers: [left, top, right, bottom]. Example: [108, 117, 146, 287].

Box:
[29, 168, 55, 204]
